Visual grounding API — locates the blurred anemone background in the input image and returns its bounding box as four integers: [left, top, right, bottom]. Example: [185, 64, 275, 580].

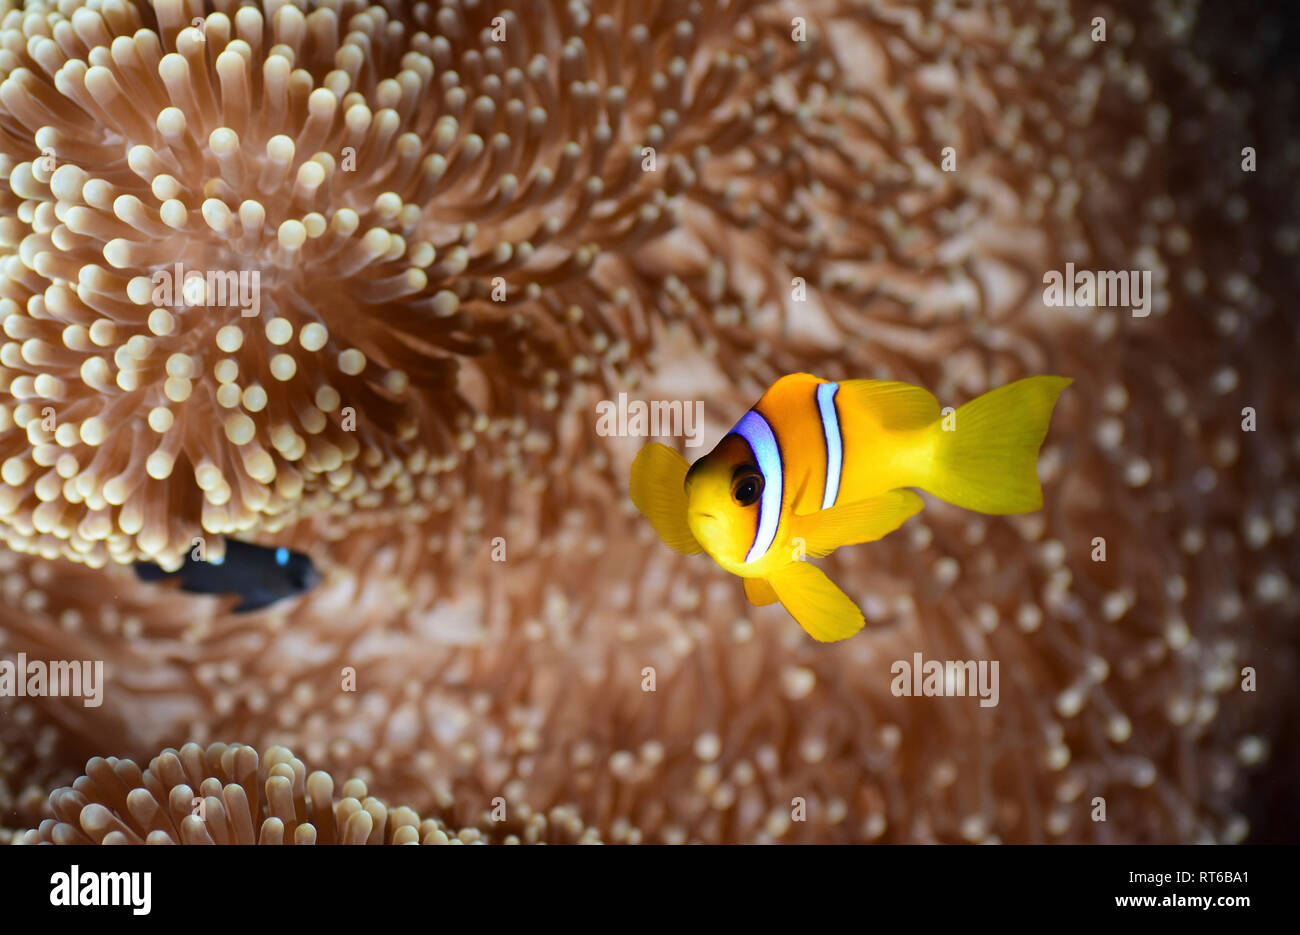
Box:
[0, 0, 1297, 844]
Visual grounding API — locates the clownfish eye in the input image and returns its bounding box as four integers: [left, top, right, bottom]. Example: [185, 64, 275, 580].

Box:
[731, 470, 763, 507]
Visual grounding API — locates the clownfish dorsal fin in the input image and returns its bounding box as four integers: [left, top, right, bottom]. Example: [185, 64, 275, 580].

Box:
[630, 443, 704, 555]
[767, 561, 865, 642]
[743, 576, 779, 606]
[834, 380, 941, 431]
[792, 489, 925, 557]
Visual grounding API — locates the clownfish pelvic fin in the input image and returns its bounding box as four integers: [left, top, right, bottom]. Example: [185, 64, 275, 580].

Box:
[743, 576, 779, 606]
[767, 561, 865, 642]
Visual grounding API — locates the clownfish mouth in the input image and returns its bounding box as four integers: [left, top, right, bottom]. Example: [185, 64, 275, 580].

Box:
[687, 511, 721, 546]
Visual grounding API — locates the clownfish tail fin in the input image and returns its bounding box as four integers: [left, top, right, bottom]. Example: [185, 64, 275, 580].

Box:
[925, 376, 1072, 515]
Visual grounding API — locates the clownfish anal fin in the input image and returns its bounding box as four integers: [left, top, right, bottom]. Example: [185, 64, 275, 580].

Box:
[794, 489, 924, 557]
[768, 562, 865, 642]
[630, 443, 704, 555]
[743, 576, 779, 606]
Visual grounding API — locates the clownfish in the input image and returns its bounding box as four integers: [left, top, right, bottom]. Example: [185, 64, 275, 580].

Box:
[630, 373, 1071, 642]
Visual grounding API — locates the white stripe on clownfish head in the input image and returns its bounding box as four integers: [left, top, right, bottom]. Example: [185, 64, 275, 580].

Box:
[731, 410, 783, 564]
[816, 382, 843, 510]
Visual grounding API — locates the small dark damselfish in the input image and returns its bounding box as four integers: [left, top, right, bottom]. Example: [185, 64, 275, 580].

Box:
[133, 539, 320, 613]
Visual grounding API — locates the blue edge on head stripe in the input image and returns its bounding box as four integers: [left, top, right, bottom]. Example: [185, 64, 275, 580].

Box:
[732, 410, 783, 564]
[275, 546, 289, 567]
[817, 382, 843, 511]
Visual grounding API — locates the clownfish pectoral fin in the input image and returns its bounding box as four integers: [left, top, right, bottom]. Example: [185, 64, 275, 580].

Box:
[630, 443, 704, 555]
[743, 576, 779, 606]
[792, 489, 925, 557]
[768, 562, 865, 642]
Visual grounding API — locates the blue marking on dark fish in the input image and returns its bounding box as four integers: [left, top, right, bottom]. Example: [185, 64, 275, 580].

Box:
[133, 539, 320, 612]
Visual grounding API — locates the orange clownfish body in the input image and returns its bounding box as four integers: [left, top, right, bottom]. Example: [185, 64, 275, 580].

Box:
[631, 373, 1071, 641]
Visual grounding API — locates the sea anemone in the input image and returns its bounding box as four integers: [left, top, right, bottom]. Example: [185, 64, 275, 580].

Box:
[0, 0, 770, 566]
[11, 741, 600, 843]
[2, 0, 1297, 845]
